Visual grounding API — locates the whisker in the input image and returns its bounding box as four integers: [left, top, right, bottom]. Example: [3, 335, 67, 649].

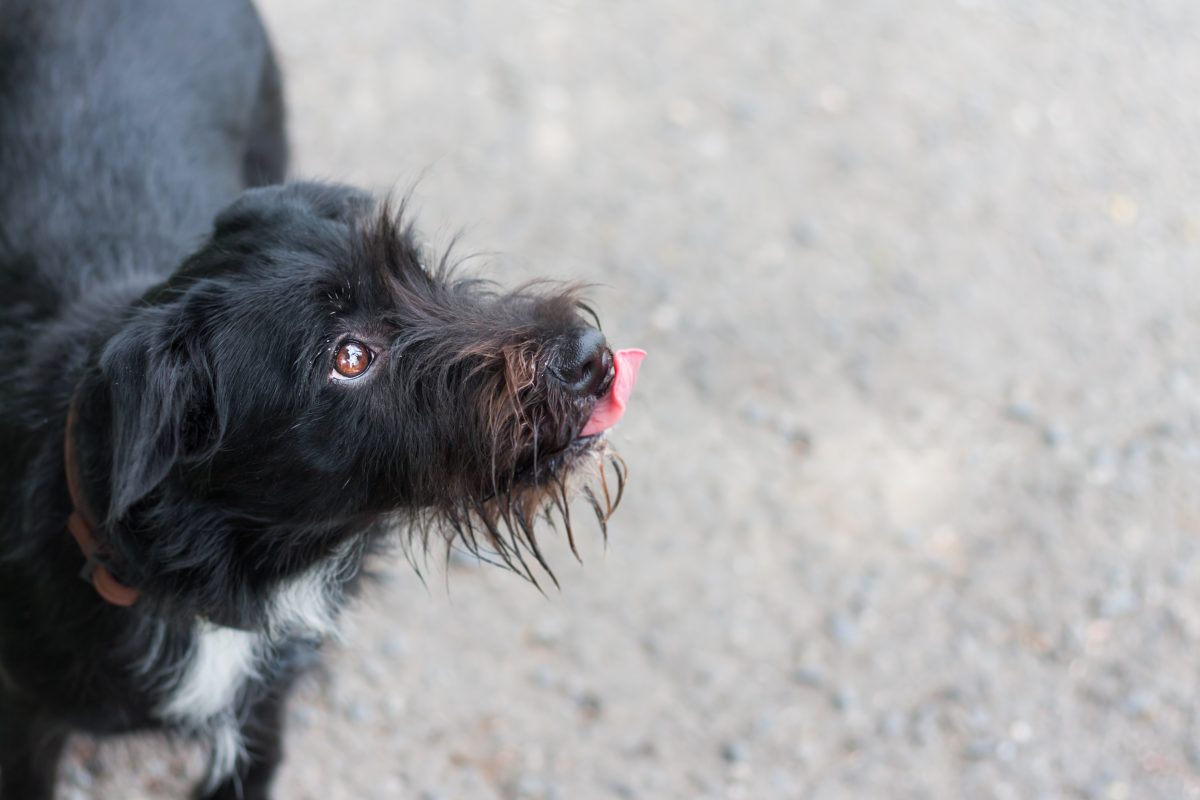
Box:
[550, 474, 578, 562]
[607, 452, 627, 512]
[451, 505, 484, 560]
[596, 452, 613, 519]
[541, 504, 559, 533]
[582, 485, 608, 544]
[469, 498, 520, 574]
[512, 502, 558, 589]
[499, 506, 543, 591]
[576, 301, 603, 332]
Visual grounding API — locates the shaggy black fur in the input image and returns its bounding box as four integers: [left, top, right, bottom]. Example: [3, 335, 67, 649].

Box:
[0, 1, 625, 798]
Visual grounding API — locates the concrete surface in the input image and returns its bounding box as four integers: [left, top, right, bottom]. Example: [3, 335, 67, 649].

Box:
[63, 1, 1200, 798]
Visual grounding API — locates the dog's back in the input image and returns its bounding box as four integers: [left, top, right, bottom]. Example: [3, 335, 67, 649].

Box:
[0, 0, 284, 303]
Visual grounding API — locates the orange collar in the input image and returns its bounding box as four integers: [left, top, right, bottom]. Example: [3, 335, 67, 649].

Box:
[64, 399, 141, 608]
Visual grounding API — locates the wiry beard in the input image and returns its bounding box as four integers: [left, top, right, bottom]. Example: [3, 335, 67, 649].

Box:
[424, 308, 627, 587]
[405, 443, 628, 589]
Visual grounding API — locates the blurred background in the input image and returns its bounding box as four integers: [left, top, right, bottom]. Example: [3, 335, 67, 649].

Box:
[70, 1, 1200, 798]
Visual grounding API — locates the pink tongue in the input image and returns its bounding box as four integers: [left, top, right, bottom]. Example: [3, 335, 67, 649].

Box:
[581, 348, 646, 436]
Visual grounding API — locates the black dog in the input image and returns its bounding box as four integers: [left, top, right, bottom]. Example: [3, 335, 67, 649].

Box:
[0, 1, 641, 797]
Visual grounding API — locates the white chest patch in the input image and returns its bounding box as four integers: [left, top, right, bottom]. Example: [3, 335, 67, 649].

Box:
[266, 559, 344, 640]
[266, 539, 360, 640]
[159, 623, 261, 725]
[152, 543, 360, 785]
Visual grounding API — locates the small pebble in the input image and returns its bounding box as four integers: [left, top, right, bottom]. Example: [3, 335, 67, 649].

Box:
[790, 220, 817, 247]
[721, 741, 749, 764]
[607, 780, 636, 798]
[576, 691, 604, 721]
[532, 666, 561, 689]
[878, 709, 906, 738]
[791, 666, 826, 688]
[963, 739, 994, 760]
[831, 687, 858, 713]
[826, 612, 860, 645]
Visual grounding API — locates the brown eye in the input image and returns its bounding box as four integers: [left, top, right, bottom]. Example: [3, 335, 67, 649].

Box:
[333, 341, 372, 378]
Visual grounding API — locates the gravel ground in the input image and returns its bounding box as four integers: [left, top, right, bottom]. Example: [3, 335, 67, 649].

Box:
[60, 1, 1200, 798]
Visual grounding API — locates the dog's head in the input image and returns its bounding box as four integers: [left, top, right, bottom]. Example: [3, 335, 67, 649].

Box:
[74, 183, 640, 608]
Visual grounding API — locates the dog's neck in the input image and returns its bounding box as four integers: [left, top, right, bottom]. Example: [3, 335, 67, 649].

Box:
[64, 396, 141, 607]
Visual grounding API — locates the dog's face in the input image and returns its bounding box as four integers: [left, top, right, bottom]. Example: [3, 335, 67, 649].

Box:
[78, 184, 630, 592]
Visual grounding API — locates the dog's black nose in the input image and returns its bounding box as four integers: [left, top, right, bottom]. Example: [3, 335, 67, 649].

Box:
[552, 328, 612, 397]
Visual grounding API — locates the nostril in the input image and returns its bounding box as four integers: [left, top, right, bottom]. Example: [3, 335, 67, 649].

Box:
[580, 347, 614, 395]
[554, 328, 611, 397]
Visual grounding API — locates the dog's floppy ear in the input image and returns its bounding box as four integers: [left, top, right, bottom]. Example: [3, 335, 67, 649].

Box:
[213, 182, 374, 237]
[95, 300, 219, 522]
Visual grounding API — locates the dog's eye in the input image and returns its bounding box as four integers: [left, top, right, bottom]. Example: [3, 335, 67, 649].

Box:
[333, 341, 372, 379]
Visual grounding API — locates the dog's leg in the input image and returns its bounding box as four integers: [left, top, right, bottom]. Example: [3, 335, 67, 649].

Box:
[196, 672, 298, 800]
[0, 705, 67, 800]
